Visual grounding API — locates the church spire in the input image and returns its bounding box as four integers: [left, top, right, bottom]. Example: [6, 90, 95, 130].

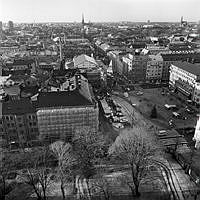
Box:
[82, 13, 85, 25]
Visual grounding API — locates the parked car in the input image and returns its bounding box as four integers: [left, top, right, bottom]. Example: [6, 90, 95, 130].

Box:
[112, 123, 124, 129]
[172, 112, 187, 120]
[172, 112, 181, 118]
[157, 130, 168, 136]
[186, 100, 193, 104]
[169, 119, 175, 127]
[165, 104, 177, 110]
[186, 108, 195, 114]
[136, 91, 143, 96]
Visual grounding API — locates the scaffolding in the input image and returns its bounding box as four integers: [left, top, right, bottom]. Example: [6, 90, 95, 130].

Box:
[37, 106, 99, 142]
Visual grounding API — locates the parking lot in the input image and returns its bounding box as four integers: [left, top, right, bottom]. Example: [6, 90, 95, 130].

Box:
[128, 87, 198, 129]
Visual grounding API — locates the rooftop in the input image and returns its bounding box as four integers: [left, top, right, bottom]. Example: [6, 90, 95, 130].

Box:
[3, 99, 36, 115]
[172, 62, 200, 76]
[37, 90, 94, 109]
[73, 54, 98, 67]
[148, 54, 163, 61]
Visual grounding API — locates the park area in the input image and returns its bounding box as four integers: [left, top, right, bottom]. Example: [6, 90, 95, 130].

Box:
[129, 87, 198, 130]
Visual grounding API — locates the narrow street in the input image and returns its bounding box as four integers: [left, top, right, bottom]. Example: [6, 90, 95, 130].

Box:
[112, 94, 199, 200]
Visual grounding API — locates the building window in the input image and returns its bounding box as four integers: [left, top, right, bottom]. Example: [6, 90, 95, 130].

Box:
[19, 124, 23, 128]
[17, 117, 22, 122]
[20, 131, 24, 135]
[33, 122, 37, 126]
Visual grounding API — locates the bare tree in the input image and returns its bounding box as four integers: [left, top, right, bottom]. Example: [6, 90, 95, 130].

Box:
[90, 161, 114, 200]
[51, 141, 76, 200]
[91, 174, 113, 200]
[18, 147, 54, 200]
[72, 127, 107, 199]
[109, 127, 157, 197]
[0, 149, 12, 200]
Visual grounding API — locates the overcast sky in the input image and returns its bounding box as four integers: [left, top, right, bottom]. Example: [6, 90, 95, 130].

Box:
[0, 0, 200, 23]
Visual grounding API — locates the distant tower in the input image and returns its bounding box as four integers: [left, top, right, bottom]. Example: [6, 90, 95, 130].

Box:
[0, 21, 2, 39]
[8, 20, 14, 31]
[59, 38, 62, 61]
[0, 21, 2, 31]
[82, 13, 85, 26]
[181, 16, 183, 25]
[180, 16, 187, 27]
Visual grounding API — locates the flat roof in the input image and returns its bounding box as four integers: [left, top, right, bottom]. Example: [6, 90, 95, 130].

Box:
[3, 99, 36, 115]
[172, 62, 200, 76]
[37, 90, 94, 109]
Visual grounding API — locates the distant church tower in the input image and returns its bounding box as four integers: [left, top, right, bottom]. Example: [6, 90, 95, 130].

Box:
[82, 13, 85, 26]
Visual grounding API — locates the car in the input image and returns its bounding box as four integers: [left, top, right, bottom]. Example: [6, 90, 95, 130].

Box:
[104, 113, 112, 119]
[186, 108, 195, 114]
[112, 123, 124, 129]
[169, 119, 174, 127]
[164, 104, 177, 110]
[172, 112, 181, 118]
[186, 100, 193, 104]
[116, 107, 122, 112]
[116, 103, 121, 108]
[120, 118, 129, 123]
[116, 113, 123, 117]
[157, 130, 168, 136]
[136, 91, 143, 96]
[112, 116, 120, 122]
[131, 103, 137, 107]
[172, 112, 187, 120]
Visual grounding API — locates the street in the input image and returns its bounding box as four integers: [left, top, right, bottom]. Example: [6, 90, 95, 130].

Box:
[112, 94, 199, 200]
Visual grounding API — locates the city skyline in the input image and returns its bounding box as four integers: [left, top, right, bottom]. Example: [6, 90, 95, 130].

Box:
[0, 0, 200, 23]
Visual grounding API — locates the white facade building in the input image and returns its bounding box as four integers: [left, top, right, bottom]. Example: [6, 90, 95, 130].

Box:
[169, 62, 200, 104]
[73, 54, 98, 71]
[194, 115, 200, 149]
[122, 54, 133, 72]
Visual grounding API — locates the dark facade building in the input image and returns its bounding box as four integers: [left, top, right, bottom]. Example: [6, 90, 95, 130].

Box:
[8, 21, 14, 31]
[0, 98, 39, 149]
[36, 74, 99, 142]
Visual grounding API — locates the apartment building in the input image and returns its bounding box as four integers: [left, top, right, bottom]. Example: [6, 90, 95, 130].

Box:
[146, 54, 163, 83]
[107, 50, 124, 75]
[36, 74, 99, 142]
[1, 98, 39, 149]
[169, 62, 200, 105]
[161, 51, 200, 82]
[122, 54, 149, 83]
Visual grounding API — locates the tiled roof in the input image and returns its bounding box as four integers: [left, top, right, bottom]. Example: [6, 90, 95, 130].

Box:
[173, 62, 200, 76]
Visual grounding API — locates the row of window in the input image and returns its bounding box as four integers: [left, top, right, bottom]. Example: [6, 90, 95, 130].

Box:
[3, 115, 36, 121]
